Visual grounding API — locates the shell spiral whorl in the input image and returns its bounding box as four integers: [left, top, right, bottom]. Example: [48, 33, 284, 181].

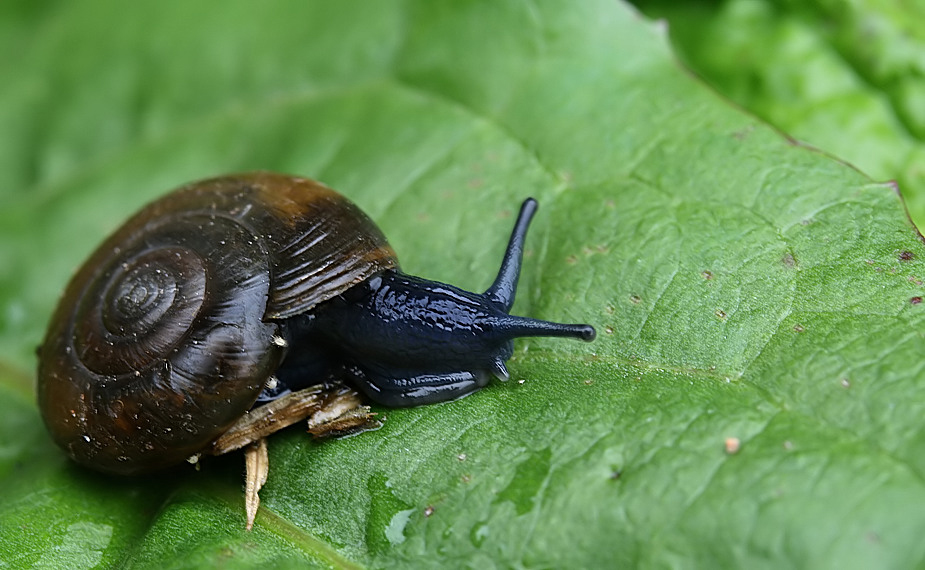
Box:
[39, 203, 286, 475]
[74, 244, 207, 376]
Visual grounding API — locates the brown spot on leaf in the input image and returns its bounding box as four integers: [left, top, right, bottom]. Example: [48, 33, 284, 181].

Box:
[781, 253, 797, 268]
[732, 125, 754, 140]
[900, 251, 915, 261]
[911, 297, 923, 305]
[581, 244, 608, 256]
[724, 437, 741, 454]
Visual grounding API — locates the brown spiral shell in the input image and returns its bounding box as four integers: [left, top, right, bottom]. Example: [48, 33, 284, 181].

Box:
[37, 172, 397, 475]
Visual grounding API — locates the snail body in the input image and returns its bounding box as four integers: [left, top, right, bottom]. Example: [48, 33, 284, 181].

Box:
[37, 172, 595, 475]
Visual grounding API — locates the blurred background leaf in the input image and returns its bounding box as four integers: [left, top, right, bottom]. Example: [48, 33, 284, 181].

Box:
[633, 0, 925, 226]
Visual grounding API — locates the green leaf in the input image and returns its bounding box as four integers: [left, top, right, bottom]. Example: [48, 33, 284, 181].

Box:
[633, 0, 925, 227]
[2, 0, 925, 568]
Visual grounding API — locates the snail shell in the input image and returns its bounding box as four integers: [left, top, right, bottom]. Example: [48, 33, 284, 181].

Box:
[37, 172, 396, 475]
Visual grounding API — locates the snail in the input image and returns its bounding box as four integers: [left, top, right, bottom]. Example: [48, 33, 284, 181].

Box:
[37, 172, 595, 526]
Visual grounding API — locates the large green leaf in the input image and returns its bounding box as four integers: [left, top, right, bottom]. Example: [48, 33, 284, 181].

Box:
[2, 0, 924, 567]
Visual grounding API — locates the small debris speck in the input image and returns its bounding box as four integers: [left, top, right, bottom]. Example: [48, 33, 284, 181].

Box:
[604, 326, 614, 335]
[630, 294, 642, 304]
[793, 324, 805, 333]
[911, 297, 923, 305]
[725, 437, 741, 454]
[840, 378, 851, 389]
[457, 453, 467, 462]
[783, 440, 793, 451]
[701, 270, 714, 280]
[715, 309, 727, 319]
[424, 505, 435, 517]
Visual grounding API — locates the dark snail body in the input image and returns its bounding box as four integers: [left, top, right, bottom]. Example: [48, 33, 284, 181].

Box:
[301, 268, 594, 406]
[37, 172, 594, 475]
